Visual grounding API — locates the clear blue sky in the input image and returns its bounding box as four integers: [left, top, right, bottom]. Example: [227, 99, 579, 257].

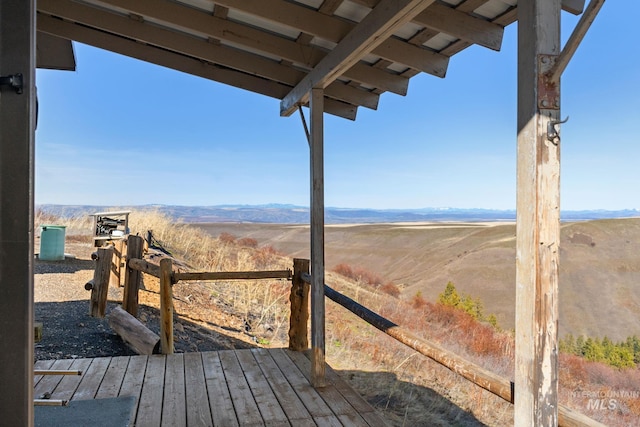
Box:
[35, 2, 639, 210]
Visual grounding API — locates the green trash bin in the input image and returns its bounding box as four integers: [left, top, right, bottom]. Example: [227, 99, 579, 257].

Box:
[39, 225, 66, 261]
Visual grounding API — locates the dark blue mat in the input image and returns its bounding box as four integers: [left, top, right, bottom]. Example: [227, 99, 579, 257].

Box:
[35, 396, 135, 427]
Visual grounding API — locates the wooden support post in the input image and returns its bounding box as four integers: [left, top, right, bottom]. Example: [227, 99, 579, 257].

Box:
[160, 258, 174, 355]
[108, 306, 160, 355]
[123, 235, 144, 316]
[309, 87, 326, 387]
[515, 1, 562, 425]
[289, 258, 310, 351]
[0, 1, 36, 424]
[89, 246, 114, 318]
[110, 239, 124, 287]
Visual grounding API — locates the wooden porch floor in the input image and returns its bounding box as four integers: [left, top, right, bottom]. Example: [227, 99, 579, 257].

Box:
[34, 348, 389, 426]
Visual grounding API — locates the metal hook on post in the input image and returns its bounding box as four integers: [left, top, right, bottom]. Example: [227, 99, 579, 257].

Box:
[547, 116, 569, 145]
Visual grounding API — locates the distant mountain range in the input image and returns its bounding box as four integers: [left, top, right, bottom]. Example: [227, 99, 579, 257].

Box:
[37, 204, 640, 224]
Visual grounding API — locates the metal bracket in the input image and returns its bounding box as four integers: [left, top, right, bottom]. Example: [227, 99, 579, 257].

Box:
[0, 73, 23, 94]
[547, 116, 569, 145]
[538, 55, 559, 110]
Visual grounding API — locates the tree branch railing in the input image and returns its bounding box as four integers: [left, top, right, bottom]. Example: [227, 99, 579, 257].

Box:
[299, 272, 605, 427]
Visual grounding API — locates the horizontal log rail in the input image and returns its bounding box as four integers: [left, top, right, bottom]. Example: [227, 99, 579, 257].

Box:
[300, 273, 605, 427]
[128, 258, 161, 278]
[127, 257, 291, 283]
[174, 270, 292, 282]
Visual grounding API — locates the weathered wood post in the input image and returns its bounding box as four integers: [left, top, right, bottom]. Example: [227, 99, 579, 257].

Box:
[0, 1, 36, 423]
[89, 245, 114, 318]
[109, 239, 124, 287]
[289, 258, 310, 351]
[160, 258, 174, 355]
[123, 235, 144, 316]
[515, 0, 562, 425]
[309, 88, 326, 387]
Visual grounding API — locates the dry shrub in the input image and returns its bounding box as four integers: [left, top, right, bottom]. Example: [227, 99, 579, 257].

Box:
[238, 237, 258, 248]
[332, 263, 384, 288]
[333, 263, 354, 277]
[219, 232, 236, 244]
[380, 282, 400, 298]
[410, 292, 427, 309]
[252, 245, 279, 269]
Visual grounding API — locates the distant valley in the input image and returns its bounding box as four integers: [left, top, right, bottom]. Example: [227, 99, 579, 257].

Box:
[38, 203, 640, 224]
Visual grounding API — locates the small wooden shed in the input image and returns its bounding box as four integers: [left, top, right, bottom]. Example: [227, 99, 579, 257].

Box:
[0, 0, 604, 425]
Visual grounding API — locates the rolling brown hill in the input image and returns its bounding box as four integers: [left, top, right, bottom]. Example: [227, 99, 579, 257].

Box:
[194, 218, 640, 341]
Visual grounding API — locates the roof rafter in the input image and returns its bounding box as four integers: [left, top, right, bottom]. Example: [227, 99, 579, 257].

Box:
[356, 0, 585, 16]
[38, 0, 379, 110]
[412, 3, 503, 51]
[280, 0, 436, 117]
[94, 0, 409, 96]
[213, 0, 448, 77]
[36, 14, 358, 120]
[350, 0, 503, 50]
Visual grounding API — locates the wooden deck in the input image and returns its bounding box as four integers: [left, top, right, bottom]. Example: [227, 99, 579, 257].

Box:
[34, 349, 389, 427]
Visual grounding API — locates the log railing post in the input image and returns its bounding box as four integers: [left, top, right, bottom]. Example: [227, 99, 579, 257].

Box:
[110, 239, 124, 288]
[123, 235, 144, 316]
[89, 246, 114, 318]
[160, 258, 174, 355]
[289, 258, 310, 351]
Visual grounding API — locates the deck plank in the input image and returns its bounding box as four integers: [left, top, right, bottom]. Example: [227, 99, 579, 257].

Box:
[269, 349, 334, 418]
[202, 351, 239, 427]
[286, 350, 359, 415]
[218, 350, 264, 426]
[137, 355, 166, 427]
[33, 359, 56, 387]
[236, 349, 290, 425]
[96, 356, 130, 399]
[251, 348, 313, 423]
[118, 355, 147, 410]
[183, 352, 214, 427]
[49, 358, 92, 401]
[34, 359, 74, 399]
[72, 356, 111, 400]
[162, 354, 187, 427]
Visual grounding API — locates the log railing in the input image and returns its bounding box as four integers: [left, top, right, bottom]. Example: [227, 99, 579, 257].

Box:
[298, 273, 606, 427]
[122, 234, 296, 355]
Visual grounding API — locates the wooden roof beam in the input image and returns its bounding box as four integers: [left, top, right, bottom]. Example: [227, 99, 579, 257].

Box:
[94, 0, 409, 95]
[412, 3, 503, 51]
[358, 0, 585, 15]
[214, 0, 448, 77]
[37, 0, 378, 110]
[351, 0, 503, 50]
[280, 0, 436, 116]
[36, 14, 358, 120]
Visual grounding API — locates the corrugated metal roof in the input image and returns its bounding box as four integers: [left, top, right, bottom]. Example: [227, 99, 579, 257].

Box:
[35, 0, 585, 120]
